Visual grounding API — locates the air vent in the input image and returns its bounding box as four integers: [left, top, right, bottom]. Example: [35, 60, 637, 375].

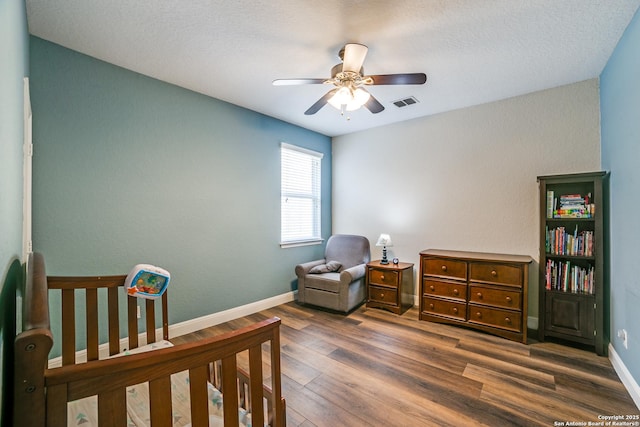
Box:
[393, 96, 419, 108]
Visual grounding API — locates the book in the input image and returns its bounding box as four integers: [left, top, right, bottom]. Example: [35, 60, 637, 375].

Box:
[545, 258, 594, 294]
[546, 190, 554, 219]
[553, 192, 592, 218]
[545, 226, 594, 256]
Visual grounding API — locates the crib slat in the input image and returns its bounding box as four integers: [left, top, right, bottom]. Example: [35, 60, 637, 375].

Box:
[222, 355, 240, 426]
[189, 365, 209, 426]
[127, 296, 139, 349]
[61, 288, 76, 366]
[107, 286, 120, 355]
[270, 326, 284, 426]
[86, 288, 99, 361]
[149, 376, 172, 427]
[146, 299, 156, 344]
[249, 344, 265, 427]
[98, 387, 127, 427]
[162, 291, 169, 340]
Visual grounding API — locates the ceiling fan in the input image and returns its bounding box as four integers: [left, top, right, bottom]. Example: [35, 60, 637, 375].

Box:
[273, 43, 427, 116]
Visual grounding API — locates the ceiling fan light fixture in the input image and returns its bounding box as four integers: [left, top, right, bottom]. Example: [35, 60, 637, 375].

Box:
[327, 86, 370, 111]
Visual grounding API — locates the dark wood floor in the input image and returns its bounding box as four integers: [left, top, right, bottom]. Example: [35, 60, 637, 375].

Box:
[172, 302, 639, 426]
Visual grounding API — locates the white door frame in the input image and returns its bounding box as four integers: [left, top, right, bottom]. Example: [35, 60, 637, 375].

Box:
[23, 77, 32, 262]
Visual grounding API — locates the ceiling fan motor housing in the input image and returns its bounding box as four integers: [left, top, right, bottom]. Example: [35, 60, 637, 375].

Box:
[331, 63, 363, 78]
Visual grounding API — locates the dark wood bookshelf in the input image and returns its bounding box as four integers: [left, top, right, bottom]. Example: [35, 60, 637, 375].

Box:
[537, 171, 609, 356]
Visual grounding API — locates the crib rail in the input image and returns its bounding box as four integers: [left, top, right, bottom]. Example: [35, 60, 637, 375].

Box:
[44, 317, 285, 426]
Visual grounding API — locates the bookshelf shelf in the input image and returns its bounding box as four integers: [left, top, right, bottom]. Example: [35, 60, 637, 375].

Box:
[546, 218, 595, 223]
[546, 254, 596, 261]
[537, 171, 608, 356]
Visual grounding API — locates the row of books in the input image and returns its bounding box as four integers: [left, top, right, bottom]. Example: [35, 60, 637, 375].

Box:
[545, 226, 594, 257]
[546, 191, 595, 218]
[545, 259, 595, 294]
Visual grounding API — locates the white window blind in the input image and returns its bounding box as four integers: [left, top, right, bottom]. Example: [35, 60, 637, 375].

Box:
[281, 143, 323, 246]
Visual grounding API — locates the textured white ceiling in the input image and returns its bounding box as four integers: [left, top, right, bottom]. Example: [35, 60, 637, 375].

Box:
[26, 0, 640, 137]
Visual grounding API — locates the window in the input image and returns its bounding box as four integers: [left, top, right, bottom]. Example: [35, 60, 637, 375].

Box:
[280, 143, 323, 247]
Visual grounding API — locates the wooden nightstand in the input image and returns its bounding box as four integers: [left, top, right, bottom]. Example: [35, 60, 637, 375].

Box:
[366, 260, 414, 315]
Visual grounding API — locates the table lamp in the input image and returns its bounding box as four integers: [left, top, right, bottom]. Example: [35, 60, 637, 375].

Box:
[376, 234, 393, 264]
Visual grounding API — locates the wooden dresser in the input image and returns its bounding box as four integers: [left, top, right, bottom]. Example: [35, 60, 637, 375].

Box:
[419, 249, 532, 343]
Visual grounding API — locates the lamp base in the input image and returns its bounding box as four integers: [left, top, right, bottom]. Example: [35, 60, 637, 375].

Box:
[380, 247, 389, 264]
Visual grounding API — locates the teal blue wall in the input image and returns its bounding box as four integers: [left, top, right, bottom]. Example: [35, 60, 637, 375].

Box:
[0, 0, 29, 423]
[29, 37, 331, 337]
[600, 8, 640, 384]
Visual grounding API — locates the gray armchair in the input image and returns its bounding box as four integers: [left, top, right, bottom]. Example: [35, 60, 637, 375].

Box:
[295, 234, 371, 312]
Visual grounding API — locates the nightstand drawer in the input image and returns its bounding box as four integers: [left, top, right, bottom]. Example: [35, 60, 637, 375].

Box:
[423, 279, 466, 302]
[423, 258, 467, 280]
[469, 284, 521, 310]
[468, 305, 522, 332]
[368, 268, 399, 287]
[369, 285, 398, 305]
[469, 262, 522, 287]
[422, 296, 466, 321]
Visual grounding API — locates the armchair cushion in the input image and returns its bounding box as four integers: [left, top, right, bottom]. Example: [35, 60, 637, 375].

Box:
[309, 261, 342, 274]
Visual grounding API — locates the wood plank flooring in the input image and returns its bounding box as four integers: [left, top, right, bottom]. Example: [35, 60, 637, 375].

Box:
[171, 302, 639, 426]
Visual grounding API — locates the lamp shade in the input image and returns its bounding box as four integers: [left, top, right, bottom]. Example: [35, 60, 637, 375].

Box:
[375, 233, 393, 247]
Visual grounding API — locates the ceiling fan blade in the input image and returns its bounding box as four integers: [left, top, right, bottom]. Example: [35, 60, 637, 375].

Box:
[363, 92, 384, 114]
[367, 73, 427, 85]
[342, 43, 368, 73]
[273, 78, 327, 86]
[304, 89, 337, 115]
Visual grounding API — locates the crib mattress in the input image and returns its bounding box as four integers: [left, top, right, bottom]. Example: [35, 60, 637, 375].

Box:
[67, 341, 251, 427]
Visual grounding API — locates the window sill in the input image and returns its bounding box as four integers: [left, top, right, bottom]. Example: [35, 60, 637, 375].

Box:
[280, 239, 324, 249]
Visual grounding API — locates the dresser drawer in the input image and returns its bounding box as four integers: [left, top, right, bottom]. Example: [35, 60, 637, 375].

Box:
[368, 268, 399, 287]
[369, 285, 398, 305]
[469, 262, 522, 287]
[423, 279, 466, 302]
[468, 305, 522, 332]
[422, 296, 466, 321]
[423, 258, 467, 280]
[469, 284, 522, 310]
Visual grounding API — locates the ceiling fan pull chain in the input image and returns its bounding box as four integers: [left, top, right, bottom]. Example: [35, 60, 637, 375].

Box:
[339, 105, 351, 121]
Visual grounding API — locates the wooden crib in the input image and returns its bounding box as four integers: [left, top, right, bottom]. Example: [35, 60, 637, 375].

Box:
[14, 252, 286, 426]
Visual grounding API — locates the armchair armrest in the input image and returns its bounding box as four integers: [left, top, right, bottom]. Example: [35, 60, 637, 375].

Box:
[295, 259, 326, 278]
[340, 263, 366, 285]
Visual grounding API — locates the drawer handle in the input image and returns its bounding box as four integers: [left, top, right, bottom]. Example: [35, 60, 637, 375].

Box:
[453, 289, 459, 295]
[505, 317, 511, 323]
[476, 312, 482, 318]
[429, 303, 434, 309]
[505, 296, 512, 303]
[476, 292, 482, 299]
[380, 293, 385, 298]
[491, 270, 497, 277]
[429, 285, 435, 291]
[441, 265, 447, 272]
[452, 307, 458, 314]
[381, 275, 385, 280]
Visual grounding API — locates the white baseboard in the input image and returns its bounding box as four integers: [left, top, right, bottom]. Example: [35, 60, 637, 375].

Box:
[168, 290, 296, 338]
[48, 290, 297, 368]
[609, 343, 640, 410]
